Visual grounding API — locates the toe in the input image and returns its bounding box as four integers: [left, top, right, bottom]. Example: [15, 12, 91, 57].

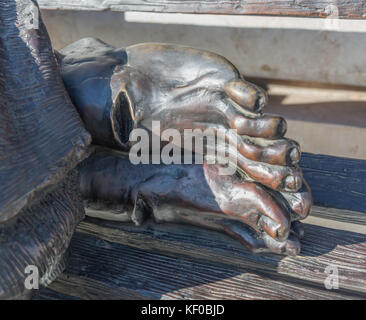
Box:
[263, 233, 301, 256]
[280, 179, 313, 220]
[224, 80, 267, 113]
[239, 136, 301, 165]
[232, 114, 287, 139]
[236, 152, 303, 192]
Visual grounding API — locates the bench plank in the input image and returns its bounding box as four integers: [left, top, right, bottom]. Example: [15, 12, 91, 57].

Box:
[38, 0, 366, 19]
[311, 206, 366, 226]
[33, 206, 366, 300]
[300, 153, 366, 213]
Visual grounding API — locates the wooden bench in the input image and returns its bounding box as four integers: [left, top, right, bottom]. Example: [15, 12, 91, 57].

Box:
[33, 203, 366, 300]
[33, 1, 366, 300]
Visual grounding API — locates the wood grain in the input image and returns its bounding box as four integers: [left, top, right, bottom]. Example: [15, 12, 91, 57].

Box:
[34, 206, 366, 300]
[300, 153, 366, 213]
[311, 206, 366, 226]
[37, 0, 366, 19]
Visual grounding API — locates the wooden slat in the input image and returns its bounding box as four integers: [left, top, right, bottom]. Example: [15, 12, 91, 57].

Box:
[37, 0, 366, 19]
[34, 206, 366, 300]
[300, 153, 366, 213]
[32, 288, 81, 300]
[35, 274, 150, 300]
[311, 206, 366, 226]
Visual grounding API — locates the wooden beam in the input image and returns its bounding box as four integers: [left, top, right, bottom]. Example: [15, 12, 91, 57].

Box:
[300, 153, 366, 213]
[33, 211, 366, 300]
[38, 0, 366, 19]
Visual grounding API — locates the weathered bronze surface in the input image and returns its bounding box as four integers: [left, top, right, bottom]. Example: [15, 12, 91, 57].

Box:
[59, 37, 311, 254]
[0, 1, 90, 223]
[0, 0, 312, 299]
[0, 0, 90, 299]
[80, 148, 311, 255]
[58, 38, 304, 192]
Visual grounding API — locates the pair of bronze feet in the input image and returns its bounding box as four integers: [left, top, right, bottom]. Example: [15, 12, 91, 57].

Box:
[0, 1, 311, 299]
[59, 38, 312, 256]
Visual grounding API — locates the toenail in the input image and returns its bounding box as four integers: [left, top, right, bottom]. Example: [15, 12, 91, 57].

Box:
[289, 147, 300, 163]
[285, 175, 295, 190]
[276, 118, 287, 137]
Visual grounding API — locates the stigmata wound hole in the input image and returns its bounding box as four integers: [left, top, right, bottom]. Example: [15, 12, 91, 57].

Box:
[113, 91, 134, 146]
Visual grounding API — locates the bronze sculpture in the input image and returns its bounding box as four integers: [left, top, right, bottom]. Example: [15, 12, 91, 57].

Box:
[0, 0, 311, 299]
